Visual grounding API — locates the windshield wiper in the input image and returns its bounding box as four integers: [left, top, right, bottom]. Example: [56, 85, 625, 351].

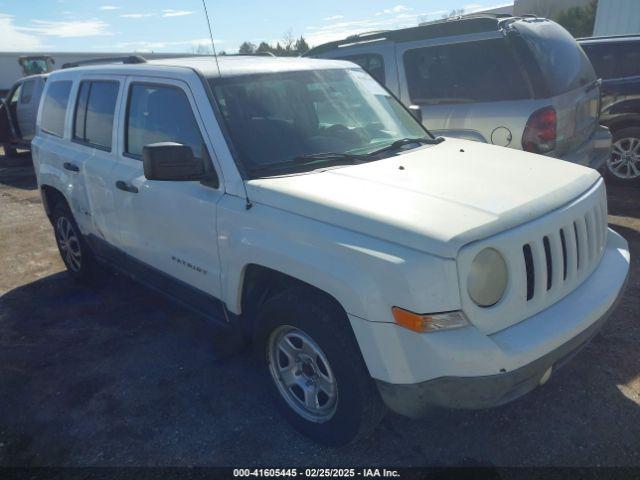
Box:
[247, 153, 364, 177]
[366, 136, 444, 157]
[293, 152, 367, 164]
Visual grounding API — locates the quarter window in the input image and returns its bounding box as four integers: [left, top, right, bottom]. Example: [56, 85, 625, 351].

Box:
[403, 39, 530, 104]
[340, 54, 386, 84]
[41, 81, 72, 137]
[125, 84, 204, 158]
[73, 80, 119, 150]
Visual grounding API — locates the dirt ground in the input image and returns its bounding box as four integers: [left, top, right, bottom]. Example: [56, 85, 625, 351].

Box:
[1, 149, 639, 467]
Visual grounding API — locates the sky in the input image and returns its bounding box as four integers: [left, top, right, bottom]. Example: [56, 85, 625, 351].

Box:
[0, 0, 511, 53]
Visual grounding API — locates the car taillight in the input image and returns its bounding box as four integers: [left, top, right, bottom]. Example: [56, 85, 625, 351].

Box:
[522, 106, 556, 154]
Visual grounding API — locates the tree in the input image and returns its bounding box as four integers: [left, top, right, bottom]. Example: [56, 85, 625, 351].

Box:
[554, 0, 597, 37]
[294, 37, 310, 55]
[236, 34, 310, 57]
[442, 8, 464, 19]
[238, 41, 256, 55]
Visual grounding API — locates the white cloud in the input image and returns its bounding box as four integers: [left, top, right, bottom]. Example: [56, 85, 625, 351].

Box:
[0, 13, 45, 51]
[376, 4, 411, 15]
[120, 12, 154, 18]
[324, 15, 344, 21]
[99, 5, 120, 10]
[161, 9, 194, 17]
[305, 9, 445, 47]
[21, 18, 112, 37]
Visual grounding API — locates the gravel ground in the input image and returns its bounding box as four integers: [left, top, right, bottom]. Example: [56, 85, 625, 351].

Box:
[0, 148, 639, 467]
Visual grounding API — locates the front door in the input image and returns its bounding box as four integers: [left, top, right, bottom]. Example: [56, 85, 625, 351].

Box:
[111, 77, 224, 301]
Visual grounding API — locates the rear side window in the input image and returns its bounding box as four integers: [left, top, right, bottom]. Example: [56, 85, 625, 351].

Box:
[20, 80, 35, 104]
[125, 84, 204, 158]
[340, 54, 386, 84]
[583, 42, 640, 80]
[73, 80, 119, 150]
[516, 20, 596, 96]
[41, 80, 72, 137]
[403, 39, 530, 105]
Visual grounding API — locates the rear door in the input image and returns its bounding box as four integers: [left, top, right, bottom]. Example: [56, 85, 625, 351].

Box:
[16, 77, 43, 142]
[515, 20, 599, 156]
[69, 75, 123, 246]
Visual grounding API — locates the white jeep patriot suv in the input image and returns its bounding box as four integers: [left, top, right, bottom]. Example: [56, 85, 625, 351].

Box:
[32, 55, 630, 446]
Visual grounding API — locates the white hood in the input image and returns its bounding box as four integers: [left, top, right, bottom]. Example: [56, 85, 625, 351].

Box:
[246, 139, 601, 258]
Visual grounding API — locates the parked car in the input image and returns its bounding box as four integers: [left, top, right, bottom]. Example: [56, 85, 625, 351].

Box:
[0, 74, 47, 156]
[307, 15, 611, 170]
[32, 56, 629, 446]
[580, 35, 640, 184]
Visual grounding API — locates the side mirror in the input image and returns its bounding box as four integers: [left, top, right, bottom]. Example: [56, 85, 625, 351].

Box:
[408, 105, 422, 124]
[142, 142, 205, 181]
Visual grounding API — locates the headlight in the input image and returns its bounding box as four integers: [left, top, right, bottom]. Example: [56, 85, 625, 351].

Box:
[467, 248, 508, 307]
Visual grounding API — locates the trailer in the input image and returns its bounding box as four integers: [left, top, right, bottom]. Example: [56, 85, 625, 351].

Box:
[0, 51, 198, 97]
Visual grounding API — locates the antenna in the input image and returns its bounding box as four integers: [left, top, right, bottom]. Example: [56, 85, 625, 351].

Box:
[201, 0, 221, 77]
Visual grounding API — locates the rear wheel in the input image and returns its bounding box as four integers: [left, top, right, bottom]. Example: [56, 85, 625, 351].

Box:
[2, 143, 17, 158]
[257, 287, 385, 446]
[52, 201, 100, 283]
[605, 127, 640, 184]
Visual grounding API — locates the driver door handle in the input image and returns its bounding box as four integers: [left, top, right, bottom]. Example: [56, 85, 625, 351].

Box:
[115, 180, 138, 194]
[63, 162, 79, 172]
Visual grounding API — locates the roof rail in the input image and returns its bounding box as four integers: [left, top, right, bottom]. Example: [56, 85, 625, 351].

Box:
[577, 33, 640, 41]
[61, 55, 147, 69]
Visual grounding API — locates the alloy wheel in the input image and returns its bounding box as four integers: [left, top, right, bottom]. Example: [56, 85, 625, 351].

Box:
[608, 137, 640, 179]
[55, 216, 82, 272]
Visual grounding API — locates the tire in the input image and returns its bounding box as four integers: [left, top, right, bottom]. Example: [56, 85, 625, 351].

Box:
[2, 143, 17, 158]
[604, 127, 640, 185]
[52, 201, 100, 284]
[256, 286, 385, 446]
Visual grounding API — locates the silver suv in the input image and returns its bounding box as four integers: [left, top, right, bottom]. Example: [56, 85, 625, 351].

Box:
[308, 15, 611, 169]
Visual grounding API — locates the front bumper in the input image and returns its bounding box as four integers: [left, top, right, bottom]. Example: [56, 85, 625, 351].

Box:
[348, 229, 629, 417]
[375, 272, 627, 417]
[557, 125, 611, 170]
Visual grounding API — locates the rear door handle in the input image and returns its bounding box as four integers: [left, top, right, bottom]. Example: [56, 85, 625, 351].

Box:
[63, 162, 79, 172]
[115, 180, 139, 194]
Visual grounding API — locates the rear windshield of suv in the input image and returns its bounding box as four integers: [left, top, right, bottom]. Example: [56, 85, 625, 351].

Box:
[515, 20, 596, 96]
[403, 38, 530, 105]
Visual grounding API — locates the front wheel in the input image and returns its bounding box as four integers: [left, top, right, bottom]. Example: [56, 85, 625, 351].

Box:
[604, 127, 640, 185]
[257, 287, 385, 446]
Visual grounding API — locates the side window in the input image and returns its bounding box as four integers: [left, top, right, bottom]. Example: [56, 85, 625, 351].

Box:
[403, 39, 530, 105]
[125, 84, 204, 159]
[20, 80, 35, 104]
[41, 80, 72, 137]
[614, 42, 640, 78]
[73, 80, 119, 150]
[341, 54, 386, 84]
[10, 84, 22, 105]
[582, 44, 616, 80]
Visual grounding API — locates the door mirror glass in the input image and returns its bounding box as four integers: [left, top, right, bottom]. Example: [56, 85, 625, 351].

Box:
[143, 142, 205, 181]
[408, 105, 422, 124]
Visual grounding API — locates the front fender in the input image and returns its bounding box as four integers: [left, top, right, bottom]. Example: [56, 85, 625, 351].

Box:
[217, 196, 460, 323]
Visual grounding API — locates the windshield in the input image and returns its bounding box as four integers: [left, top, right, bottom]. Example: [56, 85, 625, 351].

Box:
[209, 68, 429, 177]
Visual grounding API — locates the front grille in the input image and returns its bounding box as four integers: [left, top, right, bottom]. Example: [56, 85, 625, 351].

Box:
[521, 199, 607, 304]
[458, 179, 608, 335]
